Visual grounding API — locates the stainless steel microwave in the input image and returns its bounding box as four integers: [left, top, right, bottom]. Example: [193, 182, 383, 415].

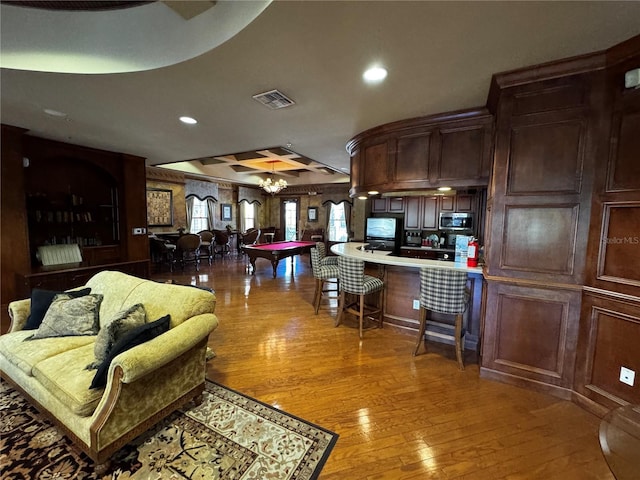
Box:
[439, 212, 473, 230]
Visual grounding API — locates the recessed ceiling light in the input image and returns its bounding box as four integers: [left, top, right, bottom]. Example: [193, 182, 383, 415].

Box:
[368, 190, 379, 195]
[179, 116, 197, 125]
[363, 66, 387, 83]
[437, 186, 452, 191]
[340, 167, 349, 171]
[43, 108, 67, 117]
[358, 195, 368, 200]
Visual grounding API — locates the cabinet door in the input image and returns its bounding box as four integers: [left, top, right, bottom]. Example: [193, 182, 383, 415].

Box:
[404, 197, 422, 229]
[440, 196, 455, 212]
[421, 197, 438, 229]
[388, 197, 404, 212]
[362, 141, 390, 188]
[455, 194, 474, 212]
[433, 122, 491, 183]
[395, 130, 432, 182]
[371, 198, 388, 212]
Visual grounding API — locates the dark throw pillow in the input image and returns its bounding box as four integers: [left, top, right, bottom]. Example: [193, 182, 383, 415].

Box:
[25, 287, 91, 330]
[90, 314, 171, 390]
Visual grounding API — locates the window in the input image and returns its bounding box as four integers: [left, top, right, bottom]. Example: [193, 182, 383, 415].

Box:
[190, 198, 208, 233]
[242, 202, 255, 231]
[328, 203, 348, 242]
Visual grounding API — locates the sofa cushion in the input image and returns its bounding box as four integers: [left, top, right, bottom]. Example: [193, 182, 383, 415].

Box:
[0, 330, 95, 376]
[24, 287, 92, 330]
[28, 294, 103, 340]
[88, 303, 147, 370]
[90, 314, 171, 389]
[32, 343, 105, 417]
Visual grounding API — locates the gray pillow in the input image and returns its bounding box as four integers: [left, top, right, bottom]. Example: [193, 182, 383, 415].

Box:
[27, 293, 103, 340]
[87, 303, 147, 370]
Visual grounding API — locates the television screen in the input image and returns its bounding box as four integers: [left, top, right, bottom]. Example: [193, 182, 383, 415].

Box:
[366, 217, 397, 240]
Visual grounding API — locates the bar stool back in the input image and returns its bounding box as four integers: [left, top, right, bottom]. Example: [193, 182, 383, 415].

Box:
[335, 256, 385, 339]
[414, 267, 469, 370]
[310, 247, 339, 314]
[316, 242, 338, 266]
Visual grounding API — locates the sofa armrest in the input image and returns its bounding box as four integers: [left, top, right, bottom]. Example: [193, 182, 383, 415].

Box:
[8, 299, 31, 333]
[109, 313, 218, 384]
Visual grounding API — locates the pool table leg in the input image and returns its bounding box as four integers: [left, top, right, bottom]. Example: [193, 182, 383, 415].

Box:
[249, 258, 257, 275]
[271, 259, 280, 278]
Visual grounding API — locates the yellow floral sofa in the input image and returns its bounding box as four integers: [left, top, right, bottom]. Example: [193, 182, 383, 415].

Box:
[0, 271, 219, 468]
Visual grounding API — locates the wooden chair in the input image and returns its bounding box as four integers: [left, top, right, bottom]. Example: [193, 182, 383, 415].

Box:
[149, 236, 176, 272]
[413, 267, 469, 370]
[335, 256, 384, 339]
[239, 228, 260, 251]
[197, 230, 214, 265]
[310, 247, 339, 314]
[175, 233, 201, 271]
[212, 230, 231, 257]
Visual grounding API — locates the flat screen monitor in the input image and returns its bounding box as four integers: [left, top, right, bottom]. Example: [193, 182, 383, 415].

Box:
[365, 217, 401, 252]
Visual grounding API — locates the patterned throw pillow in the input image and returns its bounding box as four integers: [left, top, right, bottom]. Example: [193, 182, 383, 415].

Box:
[86, 303, 147, 370]
[90, 314, 171, 389]
[24, 287, 92, 330]
[26, 293, 103, 340]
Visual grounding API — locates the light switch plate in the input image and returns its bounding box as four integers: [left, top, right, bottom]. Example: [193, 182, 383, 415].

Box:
[412, 299, 420, 310]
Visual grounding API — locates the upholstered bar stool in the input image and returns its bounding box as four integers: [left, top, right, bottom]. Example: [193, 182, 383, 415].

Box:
[315, 242, 338, 266]
[310, 247, 340, 314]
[335, 256, 385, 339]
[413, 267, 469, 370]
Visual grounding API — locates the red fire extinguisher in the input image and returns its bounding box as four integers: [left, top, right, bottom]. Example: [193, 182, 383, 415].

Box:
[467, 237, 479, 268]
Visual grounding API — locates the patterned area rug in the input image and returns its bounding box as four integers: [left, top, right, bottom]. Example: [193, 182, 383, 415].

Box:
[0, 380, 338, 479]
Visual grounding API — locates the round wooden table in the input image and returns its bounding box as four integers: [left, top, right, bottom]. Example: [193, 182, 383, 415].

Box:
[599, 404, 640, 479]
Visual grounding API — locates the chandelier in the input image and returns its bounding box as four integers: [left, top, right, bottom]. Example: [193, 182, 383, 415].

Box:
[259, 161, 287, 195]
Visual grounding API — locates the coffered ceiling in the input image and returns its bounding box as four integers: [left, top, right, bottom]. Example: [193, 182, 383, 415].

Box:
[2, 1, 639, 187]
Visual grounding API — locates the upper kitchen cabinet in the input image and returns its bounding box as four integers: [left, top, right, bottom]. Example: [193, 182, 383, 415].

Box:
[347, 107, 494, 197]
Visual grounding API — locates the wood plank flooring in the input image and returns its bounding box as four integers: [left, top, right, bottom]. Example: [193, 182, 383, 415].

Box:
[152, 252, 614, 480]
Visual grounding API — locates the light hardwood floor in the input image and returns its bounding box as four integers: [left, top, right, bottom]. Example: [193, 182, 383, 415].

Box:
[152, 252, 614, 480]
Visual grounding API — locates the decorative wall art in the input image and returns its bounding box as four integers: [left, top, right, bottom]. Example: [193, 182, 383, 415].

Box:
[146, 189, 173, 227]
[308, 207, 318, 222]
[221, 203, 232, 221]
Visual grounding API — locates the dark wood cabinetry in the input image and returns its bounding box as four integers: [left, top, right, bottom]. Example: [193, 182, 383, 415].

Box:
[347, 108, 493, 197]
[1, 131, 150, 319]
[481, 35, 640, 414]
[371, 197, 404, 213]
[403, 194, 476, 231]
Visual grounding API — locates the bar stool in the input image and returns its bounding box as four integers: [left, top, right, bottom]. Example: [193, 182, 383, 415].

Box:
[315, 242, 338, 266]
[335, 256, 385, 339]
[310, 247, 339, 314]
[413, 267, 469, 370]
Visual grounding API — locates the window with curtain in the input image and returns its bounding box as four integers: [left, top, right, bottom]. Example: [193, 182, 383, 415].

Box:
[328, 203, 348, 241]
[242, 202, 255, 231]
[190, 198, 208, 233]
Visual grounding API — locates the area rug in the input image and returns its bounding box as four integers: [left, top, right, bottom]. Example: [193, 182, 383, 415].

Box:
[0, 380, 338, 479]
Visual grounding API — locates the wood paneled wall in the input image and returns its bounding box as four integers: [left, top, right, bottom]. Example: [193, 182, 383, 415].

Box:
[483, 36, 640, 414]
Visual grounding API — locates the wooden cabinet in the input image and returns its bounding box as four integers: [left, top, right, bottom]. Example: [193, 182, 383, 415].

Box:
[372, 197, 404, 213]
[403, 194, 475, 231]
[348, 108, 493, 197]
[421, 197, 438, 229]
[1, 132, 150, 312]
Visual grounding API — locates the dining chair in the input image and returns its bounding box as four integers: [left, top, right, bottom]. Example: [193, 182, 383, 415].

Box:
[310, 247, 339, 314]
[175, 233, 202, 271]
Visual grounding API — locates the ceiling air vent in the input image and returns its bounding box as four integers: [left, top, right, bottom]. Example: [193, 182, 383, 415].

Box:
[252, 89, 295, 109]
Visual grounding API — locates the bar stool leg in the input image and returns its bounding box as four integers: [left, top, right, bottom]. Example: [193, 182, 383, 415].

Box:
[335, 291, 346, 327]
[358, 293, 365, 339]
[413, 306, 428, 356]
[454, 313, 465, 370]
[378, 288, 385, 328]
[314, 279, 322, 314]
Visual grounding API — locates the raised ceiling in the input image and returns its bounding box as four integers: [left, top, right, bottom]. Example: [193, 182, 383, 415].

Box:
[1, 1, 639, 186]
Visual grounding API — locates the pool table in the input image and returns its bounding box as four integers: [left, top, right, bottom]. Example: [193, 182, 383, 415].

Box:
[242, 240, 316, 278]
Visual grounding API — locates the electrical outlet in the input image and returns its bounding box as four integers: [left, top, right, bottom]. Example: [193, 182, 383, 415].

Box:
[412, 299, 420, 310]
[620, 366, 635, 386]
[132, 227, 146, 235]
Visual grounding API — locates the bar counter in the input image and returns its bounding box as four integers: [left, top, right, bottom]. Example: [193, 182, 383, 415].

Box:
[331, 242, 484, 351]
